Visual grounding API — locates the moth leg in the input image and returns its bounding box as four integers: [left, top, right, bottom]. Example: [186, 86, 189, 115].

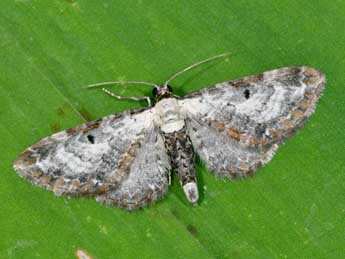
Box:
[168, 171, 172, 185]
[102, 88, 152, 107]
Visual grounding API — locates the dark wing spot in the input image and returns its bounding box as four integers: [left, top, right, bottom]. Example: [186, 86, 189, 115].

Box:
[244, 89, 250, 99]
[87, 135, 95, 144]
[79, 175, 87, 183]
[255, 123, 266, 136]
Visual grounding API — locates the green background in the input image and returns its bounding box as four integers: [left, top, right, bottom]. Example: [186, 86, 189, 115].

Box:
[0, 1, 344, 258]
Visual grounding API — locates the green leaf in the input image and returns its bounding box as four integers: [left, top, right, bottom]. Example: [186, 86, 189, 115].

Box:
[1, 1, 344, 258]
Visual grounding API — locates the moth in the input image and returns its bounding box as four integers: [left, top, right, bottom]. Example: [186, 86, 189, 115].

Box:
[13, 54, 326, 210]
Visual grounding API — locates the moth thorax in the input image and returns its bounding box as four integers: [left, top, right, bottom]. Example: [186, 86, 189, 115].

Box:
[155, 98, 185, 133]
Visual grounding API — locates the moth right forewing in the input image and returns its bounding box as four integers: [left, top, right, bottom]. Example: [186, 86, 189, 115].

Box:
[181, 66, 325, 148]
[180, 66, 325, 178]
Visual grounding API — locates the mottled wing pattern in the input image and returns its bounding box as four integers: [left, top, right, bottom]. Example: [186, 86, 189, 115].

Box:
[184, 116, 277, 178]
[180, 66, 325, 178]
[96, 126, 171, 210]
[14, 108, 170, 204]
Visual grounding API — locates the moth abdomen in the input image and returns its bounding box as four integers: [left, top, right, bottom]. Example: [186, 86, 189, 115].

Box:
[163, 126, 199, 204]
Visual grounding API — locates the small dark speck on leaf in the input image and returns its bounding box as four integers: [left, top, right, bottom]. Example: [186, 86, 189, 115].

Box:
[57, 107, 65, 116]
[50, 122, 61, 133]
[170, 209, 180, 220]
[79, 108, 93, 122]
[186, 224, 198, 237]
[57, 103, 74, 117]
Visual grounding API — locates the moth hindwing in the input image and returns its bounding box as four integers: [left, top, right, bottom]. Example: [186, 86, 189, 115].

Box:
[14, 65, 325, 210]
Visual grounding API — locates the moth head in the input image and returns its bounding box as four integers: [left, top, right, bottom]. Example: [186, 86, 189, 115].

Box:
[152, 85, 174, 101]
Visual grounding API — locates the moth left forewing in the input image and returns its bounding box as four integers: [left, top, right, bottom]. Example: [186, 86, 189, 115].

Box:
[13, 108, 155, 196]
[180, 66, 325, 178]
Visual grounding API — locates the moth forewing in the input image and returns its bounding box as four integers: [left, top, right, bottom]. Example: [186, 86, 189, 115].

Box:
[180, 66, 325, 178]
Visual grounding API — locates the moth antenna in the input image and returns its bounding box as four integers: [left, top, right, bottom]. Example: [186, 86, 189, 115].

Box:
[101, 88, 152, 107]
[163, 53, 232, 87]
[84, 80, 160, 89]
